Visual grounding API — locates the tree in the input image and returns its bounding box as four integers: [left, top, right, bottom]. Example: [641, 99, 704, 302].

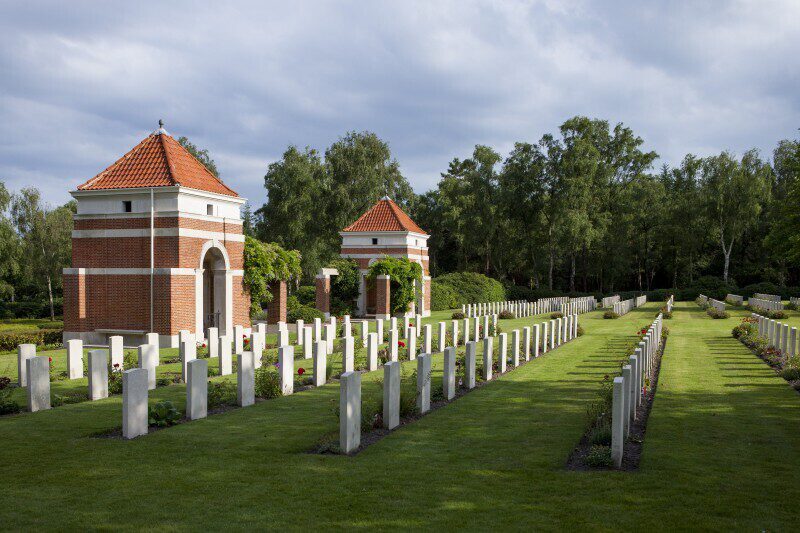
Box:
[10, 189, 74, 320]
[243, 237, 302, 316]
[0, 181, 20, 300]
[701, 150, 771, 282]
[178, 136, 219, 177]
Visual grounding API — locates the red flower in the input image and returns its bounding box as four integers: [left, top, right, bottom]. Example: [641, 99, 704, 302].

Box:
[48, 357, 52, 362]
[298, 368, 305, 375]
[113, 363, 120, 368]
[202, 343, 207, 348]
[409, 322, 414, 327]
[399, 341, 406, 348]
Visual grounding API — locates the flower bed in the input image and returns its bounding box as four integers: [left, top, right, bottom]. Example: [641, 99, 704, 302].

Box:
[732, 317, 800, 392]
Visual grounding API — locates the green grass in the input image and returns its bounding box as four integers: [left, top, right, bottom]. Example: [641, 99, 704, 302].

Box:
[1, 302, 798, 529]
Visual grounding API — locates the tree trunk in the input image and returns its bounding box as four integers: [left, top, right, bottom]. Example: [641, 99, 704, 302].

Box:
[569, 255, 576, 293]
[548, 249, 554, 290]
[47, 274, 55, 321]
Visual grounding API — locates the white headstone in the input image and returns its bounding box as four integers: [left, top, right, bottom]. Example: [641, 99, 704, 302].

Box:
[383, 361, 400, 429]
[109, 335, 124, 368]
[340, 371, 361, 453]
[137, 344, 158, 390]
[237, 351, 255, 407]
[443, 347, 456, 400]
[67, 339, 84, 379]
[187, 359, 208, 420]
[218, 335, 232, 375]
[26, 356, 50, 412]
[279, 345, 294, 396]
[367, 332, 379, 371]
[180, 340, 196, 382]
[417, 353, 432, 414]
[207, 327, 219, 358]
[342, 336, 355, 373]
[313, 341, 327, 387]
[88, 349, 109, 400]
[122, 368, 148, 439]
[465, 342, 477, 389]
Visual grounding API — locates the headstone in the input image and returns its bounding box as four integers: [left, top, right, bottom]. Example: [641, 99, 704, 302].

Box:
[296, 319, 305, 345]
[443, 347, 456, 400]
[498, 333, 507, 373]
[234, 325, 244, 354]
[621, 365, 632, 437]
[438, 322, 446, 352]
[303, 326, 313, 359]
[138, 344, 158, 390]
[390, 317, 397, 332]
[187, 359, 208, 420]
[463, 318, 470, 344]
[790, 327, 797, 358]
[146, 332, 160, 357]
[88, 349, 109, 400]
[207, 327, 219, 358]
[313, 341, 327, 387]
[278, 328, 289, 348]
[383, 361, 400, 429]
[523, 327, 531, 361]
[343, 316, 352, 338]
[180, 340, 196, 382]
[342, 336, 355, 373]
[376, 320, 384, 344]
[340, 371, 361, 453]
[542, 322, 548, 353]
[512, 329, 520, 367]
[407, 327, 417, 360]
[324, 323, 335, 353]
[482, 336, 493, 381]
[361, 320, 369, 348]
[109, 335, 124, 368]
[251, 332, 264, 369]
[390, 328, 399, 362]
[611, 376, 625, 468]
[452, 320, 460, 346]
[122, 368, 148, 439]
[628, 355, 638, 420]
[313, 318, 322, 343]
[237, 351, 255, 407]
[26, 356, 50, 412]
[279, 345, 294, 396]
[417, 353, 431, 414]
[67, 339, 84, 379]
[556, 318, 563, 345]
[218, 335, 232, 375]
[423, 324, 433, 353]
[367, 333, 379, 371]
[533, 325, 540, 358]
[465, 342, 477, 389]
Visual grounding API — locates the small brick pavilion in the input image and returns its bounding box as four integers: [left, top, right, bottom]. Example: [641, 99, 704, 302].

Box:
[63, 122, 249, 347]
[316, 197, 430, 319]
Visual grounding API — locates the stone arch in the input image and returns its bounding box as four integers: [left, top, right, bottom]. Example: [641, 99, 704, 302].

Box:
[197, 240, 232, 338]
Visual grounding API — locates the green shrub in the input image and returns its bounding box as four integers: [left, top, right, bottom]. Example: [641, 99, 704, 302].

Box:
[550, 312, 564, 319]
[430, 280, 459, 311]
[577, 325, 585, 337]
[659, 307, 672, 319]
[52, 392, 89, 407]
[208, 381, 237, 408]
[148, 401, 182, 427]
[706, 308, 729, 319]
[769, 310, 788, 319]
[584, 445, 613, 467]
[294, 285, 316, 306]
[588, 424, 612, 446]
[0, 330, 63, 352]
[0, 377, 21, 415]
[327, 258, 360, 316]
[255, 366, 282, 399]
[433, 272, 506, 307]
[603, 311, 619, 320]
[367, 257, 422, 315]
[451, 311, 465, 320]
[287, 304, 324, 324]
[499, 310, 515, 320]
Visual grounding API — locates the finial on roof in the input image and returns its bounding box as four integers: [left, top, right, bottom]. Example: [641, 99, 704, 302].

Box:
[381, 195, 390, 201]
[156, 119, 168, 136]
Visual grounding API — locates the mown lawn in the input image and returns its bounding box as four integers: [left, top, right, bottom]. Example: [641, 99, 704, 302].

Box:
[1, 302, 798, 529]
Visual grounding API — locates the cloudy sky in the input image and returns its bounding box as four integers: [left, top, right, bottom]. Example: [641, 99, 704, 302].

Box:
[1, 0, 798, 206]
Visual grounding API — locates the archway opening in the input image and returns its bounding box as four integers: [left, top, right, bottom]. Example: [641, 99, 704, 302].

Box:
[202, 246, 227, 334]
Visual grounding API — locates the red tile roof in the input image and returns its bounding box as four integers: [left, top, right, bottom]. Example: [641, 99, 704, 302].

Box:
[342, 197, 428, 234]
[77, 130, 238, 197]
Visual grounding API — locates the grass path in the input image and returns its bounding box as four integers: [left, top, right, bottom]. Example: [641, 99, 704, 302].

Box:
[1, 302, 799, 529]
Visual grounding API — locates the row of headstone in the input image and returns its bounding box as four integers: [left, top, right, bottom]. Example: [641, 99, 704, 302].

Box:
[339, 312, 582, 453]
[754, 293, 781, 302]
[560, 297, 597, 315]
[463, 300, 532, 318]
[754, 313, 797, 358]
[612, 297, 635, 316]
[602, 295, 621, 308]
[748, 297, 784, 311]
[698, 294, 709, 304]
[709, 298, 725, 312]
[634, 295, 647, 308]
[726, 294, 744, 305]
[790, 297, 800, 307]
[611, 313, 664, 467]
[536, 297, 570, 314]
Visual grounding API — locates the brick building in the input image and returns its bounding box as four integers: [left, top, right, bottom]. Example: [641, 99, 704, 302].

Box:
[63, 123, 248, 347]
[317, 197, 430, 319]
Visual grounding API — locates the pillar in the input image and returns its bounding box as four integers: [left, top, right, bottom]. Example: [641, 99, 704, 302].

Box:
[375, 274, 391, 320]
[268, 280, 288, 323]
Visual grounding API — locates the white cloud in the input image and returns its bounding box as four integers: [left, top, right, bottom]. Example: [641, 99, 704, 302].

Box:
[0, 0, 797, 206]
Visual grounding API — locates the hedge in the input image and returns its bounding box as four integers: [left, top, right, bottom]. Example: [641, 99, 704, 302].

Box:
[430, 280, 459, 311]
[432, 273, 506, 308]
[0, 330, 63, 352]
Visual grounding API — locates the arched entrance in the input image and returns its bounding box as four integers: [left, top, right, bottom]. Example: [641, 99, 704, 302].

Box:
[197, 241, 232, 338]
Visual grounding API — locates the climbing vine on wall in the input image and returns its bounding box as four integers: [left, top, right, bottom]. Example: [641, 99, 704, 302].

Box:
[243, 236, 302, 315]
[366, 256, 422, 315]
[326, 258, 360, 316]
